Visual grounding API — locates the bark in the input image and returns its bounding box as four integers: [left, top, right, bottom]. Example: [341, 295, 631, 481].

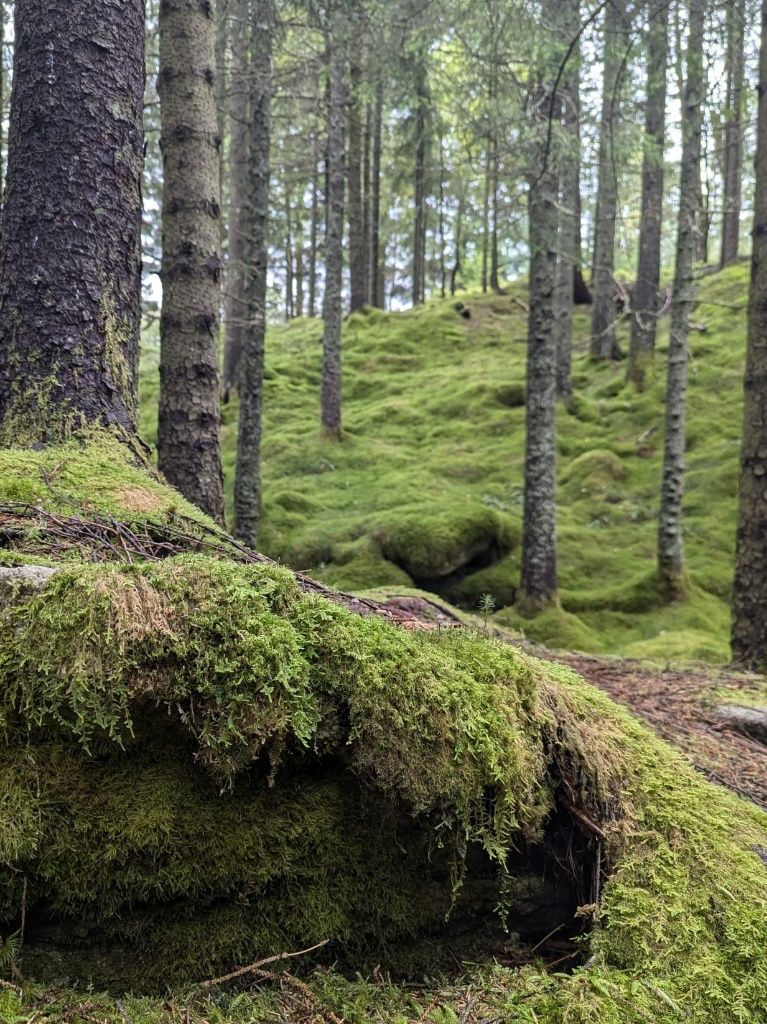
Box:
[158, 0, 225, 524]
[348, 62, 366, 312]
[222, 0, 250, 399]
[554, 1, 580, 404]
[0, 0, 4, 206]
[308, 136, 320, 317]
[214, 0, 228, 237]
[627, 0, 669, 390]
[450, 191, 464, 296]
[362, 101, 372, 305]
[321, 5, 346, 438]
[481, 147, 490, 294]
[369, 78, 384, 308]
[0, 0, 144, 443]
[732, 0, 767, 668]
[438, 132, 447, 298]
[720, 0, 745, 268]
[489, 131, 501, 292]
[590, 0, 627, 360]
[412, 57, 428, 306]
[520, 79, 559, 609]
[284, 186, 294, 319]
[234, 0, 272, 548]
[657, 0, 705, 598]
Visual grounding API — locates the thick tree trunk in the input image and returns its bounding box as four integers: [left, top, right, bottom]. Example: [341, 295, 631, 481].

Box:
[348, 62, 366, 312]
[222, 0, 250, 400]
[0, 0, 4, 206]
[657, 0, 705, 598]
[731, 0, 767, 668]
[321, 6, 346, 438]
[721, 0, 745, 268]
[234, 0, 272, 548]
[627, 0, 669, 390]
[369, 78, 384, 308]
[158, 0, 225, 523]
[0, 0, 144, 444]
[590, 0, 627, 360]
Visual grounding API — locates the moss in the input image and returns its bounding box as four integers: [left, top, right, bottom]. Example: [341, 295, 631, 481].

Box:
[1, 440, 767, 1019]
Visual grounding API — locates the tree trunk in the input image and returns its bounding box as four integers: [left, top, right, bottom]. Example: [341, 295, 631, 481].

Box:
[450, 190, 464, 296]
[481, 147, 490, 294]
[657, 0, 705, 598]
[321, 5, 346, 438]
[222, 0, 250, 400]
[520, 57, 559, 609]
[554, 1, 579, 404]
[214, 0, 228, 240]
[731, 0, 767, 668]
[627, 0, 669, 390]
[0, 0, 4, 207]
[234, 0, 272, 548]
[369, 78, 384, 308]
[720, 0, 745, 268]
[590, 0, 627, 360]
[438, 132, 447, 298]
[0, 0, 144, 444]
[362, 100, 372, 305]
[412, 58, 428, 307]
[489, 130, 501, 293]
[285, 186, 294, 319]
[308, 136, 320, 318]
[348, 62, 366, 312]
[158, 0, 225, 523]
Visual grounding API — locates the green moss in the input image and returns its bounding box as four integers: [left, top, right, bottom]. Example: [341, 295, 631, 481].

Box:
[1, 440, 767, 1018]
[137, 265, 749, 661]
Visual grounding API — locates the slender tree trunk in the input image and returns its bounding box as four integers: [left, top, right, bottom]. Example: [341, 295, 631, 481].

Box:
[438, 132, 446, 297]
[308, 136, 319, 317]
[657, 0, 705, 598]
[234, 0, 272, 548]
[0, 0, 143, 444]
[481, 146, 490, 294]
[412, 58, 428, 306]
[553, 0, 579, 404]
[222, 0, 249, 400]
[627, 0, 669, 390]
[284, 186, 294, 320]
[369, 78, 384, 308]
[590, 0, 627, 360]
[732, 0, 767, 666]
[572, 59, 591, 305]
[321, 5, 346, 438]
[721, 0, 745, 268]
[450, 191, 464, 296]
[520, 73, 559, 609]
[348, 62, 365, 312]
[362, 100, 372, 304]
[489, 131, 501, 292]
[158, 0, 224, 523]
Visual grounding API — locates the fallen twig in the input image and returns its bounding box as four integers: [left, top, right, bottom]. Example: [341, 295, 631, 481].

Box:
[198, 938, 330, 989]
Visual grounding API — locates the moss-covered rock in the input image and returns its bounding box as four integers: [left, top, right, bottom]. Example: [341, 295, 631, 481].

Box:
[1, 440, 767, 1021]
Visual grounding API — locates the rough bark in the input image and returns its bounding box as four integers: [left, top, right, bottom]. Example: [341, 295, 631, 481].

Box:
[369, 78, 384, 308]
[720, 0, 745, 268]
[627, 0, 669, 390]
[0, 0, 144, 443]
[321, 5, 346, 438]
[554, 1, 580, 405]
[157, 0, 225, 523]
[657, 0, 705, 598]
[308, 136, 320, 317]
[214, 0, 228, 236]
[222, 0, 250, 399]
[348, 62, 366, 312]
[732, 0, 767, 667]
[412, 57, 428, 306]
[234, 0, 272, 548]
[520, 83, 559, 609]
[590, 0, 627, 360]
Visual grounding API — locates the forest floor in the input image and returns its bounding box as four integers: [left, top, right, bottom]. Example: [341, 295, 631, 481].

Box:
[140, 262, 750, 664]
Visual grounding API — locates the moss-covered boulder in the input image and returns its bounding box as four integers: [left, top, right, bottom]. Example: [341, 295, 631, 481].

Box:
[1, 439, 767, 1022]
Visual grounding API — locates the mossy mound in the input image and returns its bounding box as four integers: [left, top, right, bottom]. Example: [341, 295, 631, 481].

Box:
[140, 263, 751, 661]
[1, 442, 767, 1020]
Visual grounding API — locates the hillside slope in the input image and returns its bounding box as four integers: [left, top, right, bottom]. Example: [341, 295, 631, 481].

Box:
[140, 264, 748, 663]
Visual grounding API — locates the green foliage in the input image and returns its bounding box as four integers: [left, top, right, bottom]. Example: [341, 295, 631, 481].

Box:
[138, 264, 749, 662]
